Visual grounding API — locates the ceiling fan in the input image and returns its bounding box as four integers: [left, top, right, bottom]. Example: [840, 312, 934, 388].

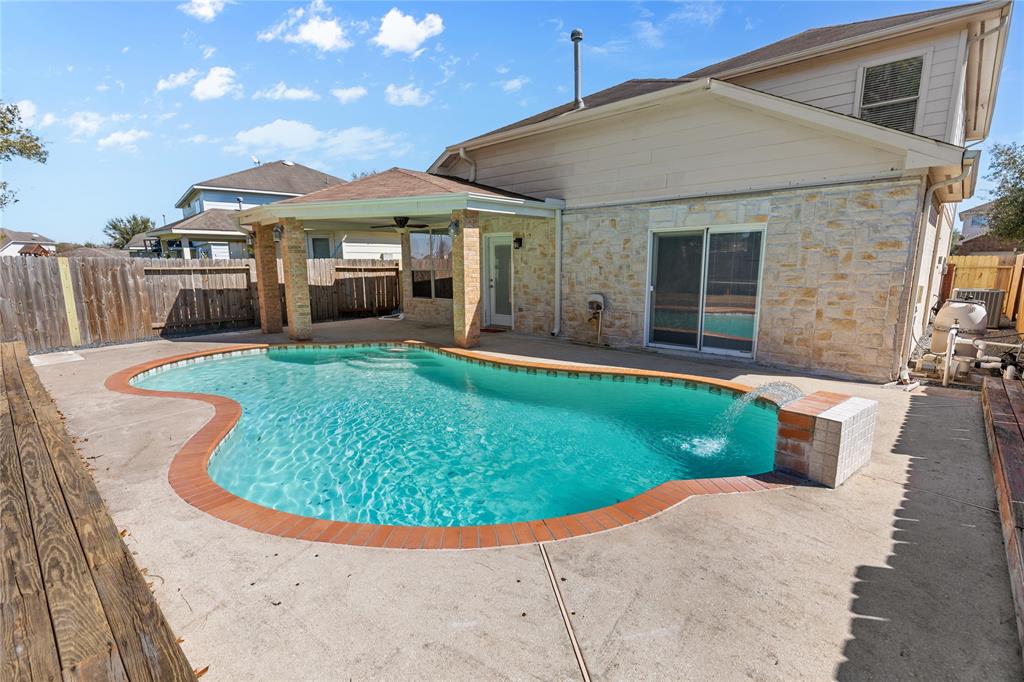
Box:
[368, 216, 428, 230]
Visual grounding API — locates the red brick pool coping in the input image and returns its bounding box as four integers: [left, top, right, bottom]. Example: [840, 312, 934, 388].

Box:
[105, 340, 792, 550]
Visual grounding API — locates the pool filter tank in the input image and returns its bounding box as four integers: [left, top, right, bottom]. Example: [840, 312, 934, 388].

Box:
[931, 296, 988, 354]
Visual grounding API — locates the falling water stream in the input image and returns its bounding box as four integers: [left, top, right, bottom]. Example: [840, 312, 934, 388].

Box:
[677, 381, 804, 457]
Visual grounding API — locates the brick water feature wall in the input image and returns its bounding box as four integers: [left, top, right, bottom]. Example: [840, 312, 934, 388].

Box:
[559, 177, 924, 381]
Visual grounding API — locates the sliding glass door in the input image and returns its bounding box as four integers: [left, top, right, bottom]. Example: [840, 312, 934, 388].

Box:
[648, 226, 764, 356]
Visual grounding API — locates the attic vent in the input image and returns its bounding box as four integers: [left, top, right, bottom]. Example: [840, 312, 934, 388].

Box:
[858, 56, 924, 134]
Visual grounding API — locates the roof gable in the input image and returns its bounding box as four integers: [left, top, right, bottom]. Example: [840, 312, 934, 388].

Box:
[176, 161, 345, 207]
[684, 1, 991, 78]
[280, 167, 537, 205]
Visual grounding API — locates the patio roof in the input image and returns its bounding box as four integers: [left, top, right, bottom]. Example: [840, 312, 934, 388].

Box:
[238, 168, 563, 228]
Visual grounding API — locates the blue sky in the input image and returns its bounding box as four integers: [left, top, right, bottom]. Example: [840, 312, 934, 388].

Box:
[2, 1, 1021, 244]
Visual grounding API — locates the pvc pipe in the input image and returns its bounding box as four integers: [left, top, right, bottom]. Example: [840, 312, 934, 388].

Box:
[943, 325, 959, 387]
[898, 150, 979, 382]
[458, 147, 477, 183]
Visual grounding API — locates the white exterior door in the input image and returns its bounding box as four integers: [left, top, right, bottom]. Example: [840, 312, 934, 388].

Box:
[485, 235, 514, 328]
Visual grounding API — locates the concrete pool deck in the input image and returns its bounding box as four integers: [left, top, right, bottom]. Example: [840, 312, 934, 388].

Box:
[34, 318, 1023, 680]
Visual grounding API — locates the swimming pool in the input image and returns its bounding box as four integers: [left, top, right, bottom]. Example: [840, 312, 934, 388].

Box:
[133, 344, 777, 528]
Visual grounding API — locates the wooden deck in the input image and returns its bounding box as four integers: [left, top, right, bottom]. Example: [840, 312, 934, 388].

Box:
[981, 375, 1024, 657]
[1, 341, 194, 681]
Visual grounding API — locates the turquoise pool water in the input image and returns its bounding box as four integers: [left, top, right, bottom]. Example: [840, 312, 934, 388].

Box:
[135, 346, 776, 526]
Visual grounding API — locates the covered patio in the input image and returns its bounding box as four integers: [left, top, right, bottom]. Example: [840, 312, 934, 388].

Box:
[237, 168, 564, 348]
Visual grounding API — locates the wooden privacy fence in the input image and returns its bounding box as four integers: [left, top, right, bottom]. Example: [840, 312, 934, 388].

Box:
[0, 256, 400, 353]
[948, 254, 1020, 319]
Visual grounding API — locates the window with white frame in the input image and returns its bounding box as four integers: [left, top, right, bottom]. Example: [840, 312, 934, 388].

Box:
[858, 55, 925, 134]
[410, 229, 453, 299]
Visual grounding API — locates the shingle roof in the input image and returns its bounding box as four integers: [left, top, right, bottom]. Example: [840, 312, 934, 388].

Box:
[280, 167, 539, 204]
[179, 161, 344, 206]
[683, 2, 988, 78]
[150, 209, 247, 235]
[956, 232, 1021, 254]
[0, 228, 56, 244]
[445, 1, 988, 150]
[454, 79, 689, 145]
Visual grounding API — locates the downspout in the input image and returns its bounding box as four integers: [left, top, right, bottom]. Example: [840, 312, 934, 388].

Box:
[896, 151, 977, 382]
[458, 147, 477, 183]
[551, 208, 563, 336]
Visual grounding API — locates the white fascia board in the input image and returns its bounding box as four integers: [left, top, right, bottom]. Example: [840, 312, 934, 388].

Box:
[174, 184, 303, 209]
[238, 193, 560, 224]
[708, 80, 965, 168]
[169, 229, 248, 237]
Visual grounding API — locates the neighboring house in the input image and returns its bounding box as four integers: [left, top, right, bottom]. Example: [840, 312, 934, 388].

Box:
[955, 232, 1022, 256]
[239, 1, 1012, 383]
[128, 160, 401, 259]
[959, 199, 995, 239]
[0, 229, 57, 257]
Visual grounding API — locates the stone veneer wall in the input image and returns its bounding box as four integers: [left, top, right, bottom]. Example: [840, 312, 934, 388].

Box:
[478, 214, 556, 336]
[560, 177, 925, 381]
[399, 230, 453, 325]
[399, 215, 556, 336]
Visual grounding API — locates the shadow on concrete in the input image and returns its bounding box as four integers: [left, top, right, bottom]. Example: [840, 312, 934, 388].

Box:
[836, 391, 1022, 679]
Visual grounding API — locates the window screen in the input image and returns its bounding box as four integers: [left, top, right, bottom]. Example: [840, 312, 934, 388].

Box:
[859, 56, 924, 134]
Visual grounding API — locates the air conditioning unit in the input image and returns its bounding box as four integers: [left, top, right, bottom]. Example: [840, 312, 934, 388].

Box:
[951, 288, 1005, 328]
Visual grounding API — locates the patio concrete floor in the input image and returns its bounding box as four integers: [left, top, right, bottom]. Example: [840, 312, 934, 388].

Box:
[35, 318, 1023, 680]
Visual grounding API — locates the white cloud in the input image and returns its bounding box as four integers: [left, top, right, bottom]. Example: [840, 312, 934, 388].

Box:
[191, 66, 242, 100]
[201, 45, 217, 59]
[669, 2, 724, 28]
[225, 118, 406, 161]
[39, 113, 57, 128]
[495, 65, 510, 75]
[372, 8, 443, 54]
[253, 82, 320, 101]
[96, 83, 111, 92]
[121, 46, 130, 53]
[498, 76, 530, 93]
[66, 111, 106, 137]
[227, 119, 321, 153]
[97, 129, 151, 151]
[323, 126, 408, 159]
[384, 83, 431, 107]
[178, 0, 228, 22]
[258, 0, 351, 52]
[185, 134, 210, 143]
[331, 86, 368, 104]
[156, 68, 199, 92]
[109, 113, 131, 122]
[633, 20, 663, 48]
[15, 100, 37, 126]
[157, 112, 177, 121]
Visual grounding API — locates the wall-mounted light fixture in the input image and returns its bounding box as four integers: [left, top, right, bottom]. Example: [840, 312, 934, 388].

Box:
[272, 225, 283, 243]
[513, 237, 523, 249]
[447, 218, 461, 238]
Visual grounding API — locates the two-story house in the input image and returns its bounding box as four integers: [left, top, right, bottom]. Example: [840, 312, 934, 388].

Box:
[959, 199, 996, 239]
[239, 0, 1012, 383]
[128, 161, 402, 259]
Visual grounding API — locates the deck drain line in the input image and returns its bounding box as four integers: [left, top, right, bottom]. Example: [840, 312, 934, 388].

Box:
[539, 543, 591, 682]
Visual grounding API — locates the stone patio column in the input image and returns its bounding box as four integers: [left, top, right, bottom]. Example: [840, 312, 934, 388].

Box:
[451, 209, 481, 348]
[253, 223, 282, 334]
[280, 218, 312, 341]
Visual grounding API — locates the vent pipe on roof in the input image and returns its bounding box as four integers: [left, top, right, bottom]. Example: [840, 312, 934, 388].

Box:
[571, 28, 584, 110]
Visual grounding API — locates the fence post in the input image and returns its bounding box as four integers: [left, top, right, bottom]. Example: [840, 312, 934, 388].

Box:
[57, 257, 82, 347]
